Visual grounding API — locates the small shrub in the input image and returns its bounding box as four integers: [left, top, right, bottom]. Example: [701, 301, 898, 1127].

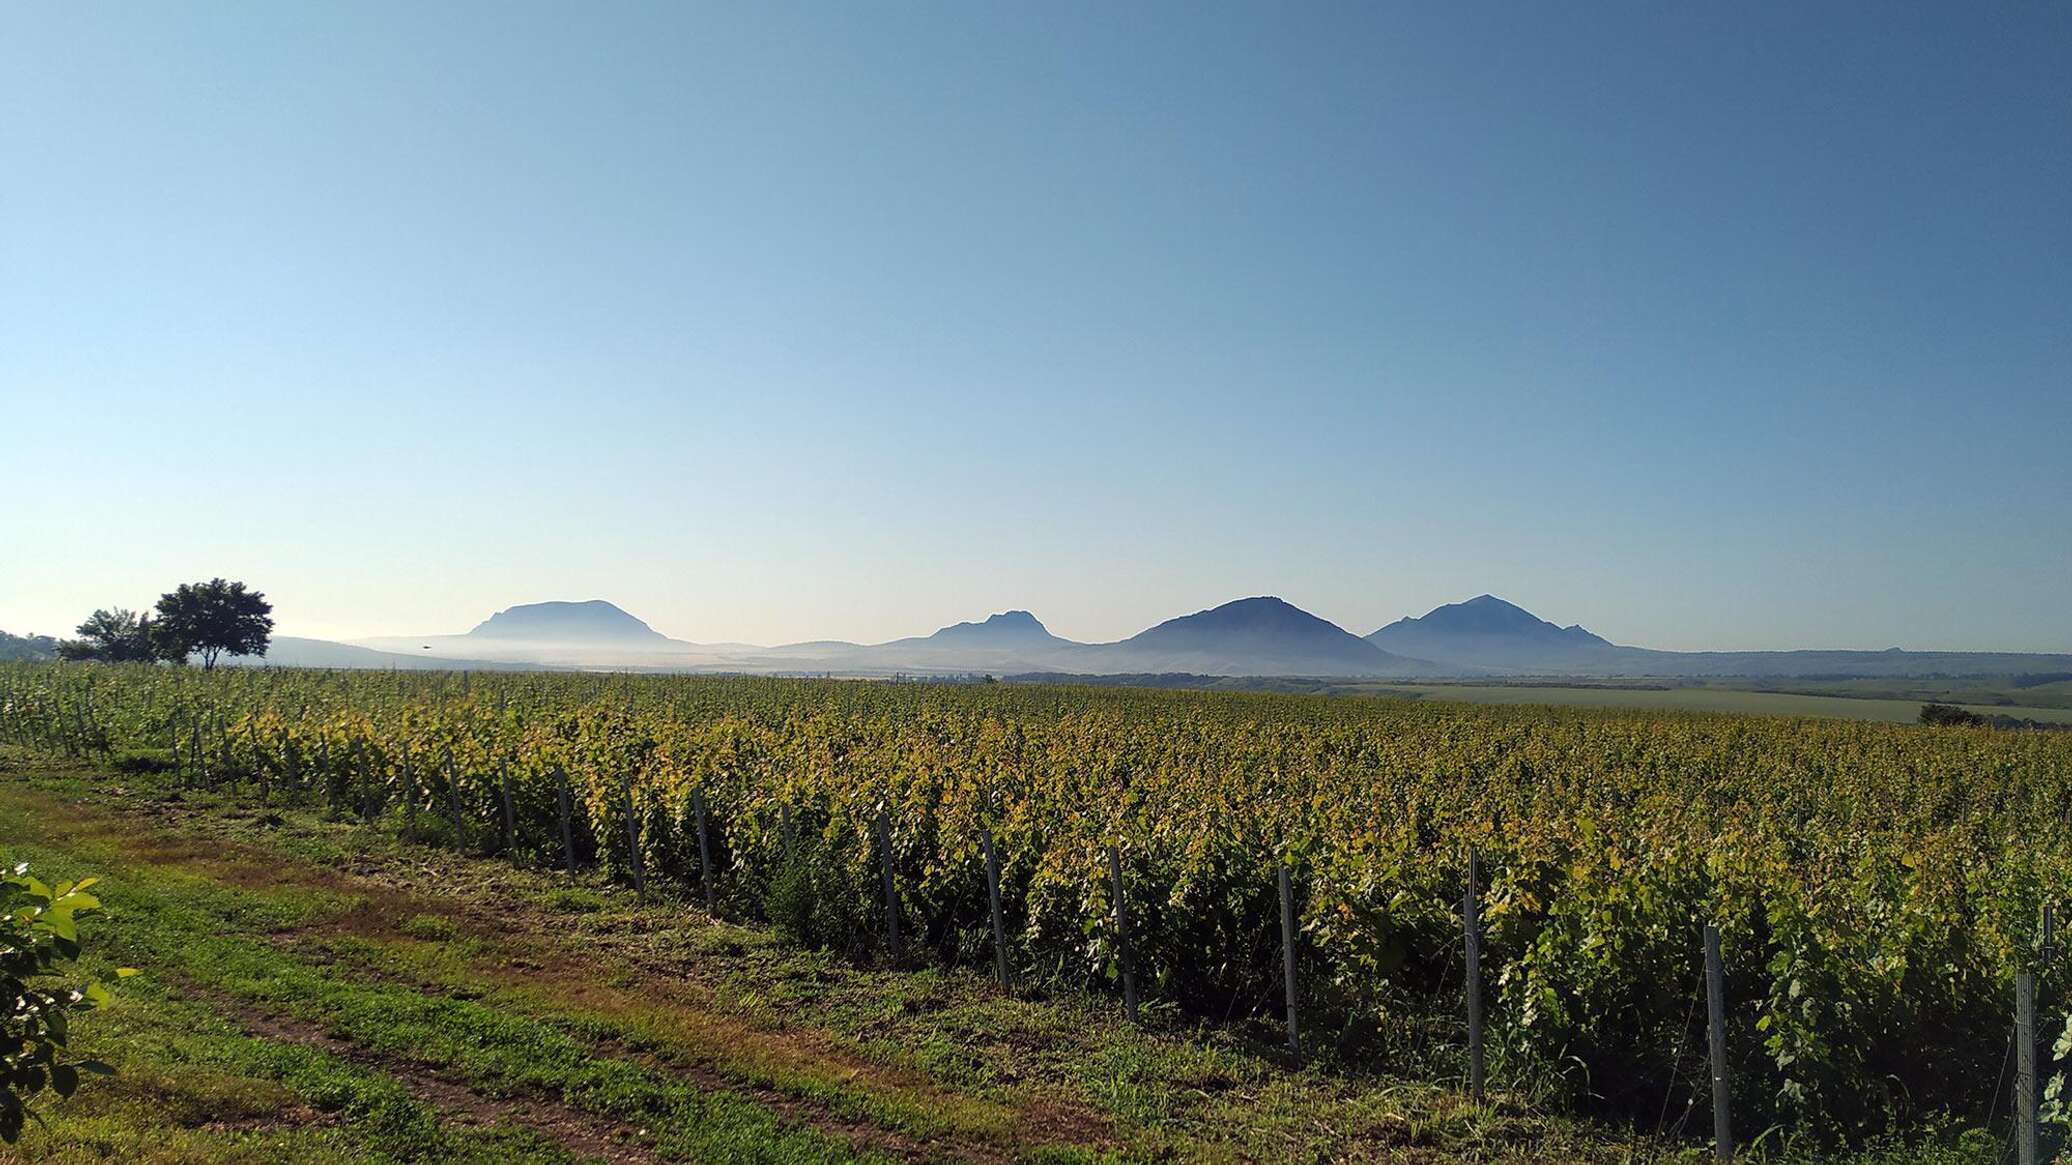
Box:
[2, 863, 134, 1141]
[765, 839, 875, 958]
[1920, 703, 1988, 727]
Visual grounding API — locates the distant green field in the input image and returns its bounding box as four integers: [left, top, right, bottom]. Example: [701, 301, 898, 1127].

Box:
[1363, 683, 2072, 724]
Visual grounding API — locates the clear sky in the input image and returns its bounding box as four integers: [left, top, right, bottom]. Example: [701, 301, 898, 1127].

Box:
[4, 4, 2068, 652]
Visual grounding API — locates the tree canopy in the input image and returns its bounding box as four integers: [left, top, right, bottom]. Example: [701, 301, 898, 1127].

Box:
[55, 610, 157, 663]
[152, 579, 273, 669]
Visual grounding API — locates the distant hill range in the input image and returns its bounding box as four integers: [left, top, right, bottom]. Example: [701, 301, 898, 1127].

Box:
[733, 597, 1428, 678]
[255, 637, 538, 671]
[216, 595, 2072, 682]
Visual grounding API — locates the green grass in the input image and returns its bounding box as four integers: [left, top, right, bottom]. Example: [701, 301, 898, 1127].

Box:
[0, 856, 899, 1165]
[0, 748, 2023, 1163]
[8, 961, 577, 1164]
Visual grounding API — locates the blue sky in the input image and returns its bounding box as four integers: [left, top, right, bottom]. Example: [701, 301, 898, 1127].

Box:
[4, 4, 2067, 651]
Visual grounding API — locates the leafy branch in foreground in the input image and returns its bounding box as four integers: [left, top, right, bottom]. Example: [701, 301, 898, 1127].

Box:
[1, 863, 133, 1142]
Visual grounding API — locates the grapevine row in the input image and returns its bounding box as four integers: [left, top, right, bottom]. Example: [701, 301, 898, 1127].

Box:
[2, 661, 2066, 1142]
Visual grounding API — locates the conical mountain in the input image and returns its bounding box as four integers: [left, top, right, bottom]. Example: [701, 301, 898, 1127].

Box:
[1095, 596, 1429, 676]
[1368, 595, 1619, 671]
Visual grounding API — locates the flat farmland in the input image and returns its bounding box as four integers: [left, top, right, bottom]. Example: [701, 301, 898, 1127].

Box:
[1363, 682, 2072, 723]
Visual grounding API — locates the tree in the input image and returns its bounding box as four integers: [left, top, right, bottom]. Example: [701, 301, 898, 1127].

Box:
[54, 609, 157, 663]
[152, 579, 273, 669]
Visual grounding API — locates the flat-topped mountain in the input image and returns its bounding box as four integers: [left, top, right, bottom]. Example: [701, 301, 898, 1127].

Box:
[467, 600, 673, 643]
[354, 599, 698, 666]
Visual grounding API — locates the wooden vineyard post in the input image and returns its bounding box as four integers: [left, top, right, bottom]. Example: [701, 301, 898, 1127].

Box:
[495, 693, 512, 852]
[1108, 844, 1138, 1022]
[876, 810, 901, 960]
[555, 765, 578, 877]
[357, 744, 375, 823]
[780, 803, 796, 850]
[401, 742, 418, 842]
[2018, 964, 2037, 1165]
[279, 728, 299, 793]
[982, 827, 1010, 990]
[318, 734, 334, 812]
[248, 721, 269, 804]
[88, 687, 109, 763]
[1464, 847, 1485, 1105]
[2018, 905, 2041, 1165]
[693, 787, 716, 914]
[499, 758, 515, 855]
[190, 716, 206, 787]
[621, 771, 645, 893]
[2032, 905, 2058, 1165]
[445, 748, 467, 848]
[1279, 862, 1300, 1056]
[1704, 923, 1734, 1164]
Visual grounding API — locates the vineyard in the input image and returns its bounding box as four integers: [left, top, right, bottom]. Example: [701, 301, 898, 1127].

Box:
[4, 660, 2068, 1152]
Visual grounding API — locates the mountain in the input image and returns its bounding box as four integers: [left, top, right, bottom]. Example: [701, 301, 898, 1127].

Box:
[754, 610, 1072, 673]
[356, 600, 716, 667]
[921, 610, 1061, 647]
[1096, 597, 1434, 677]
[1367, 595, 2072, 679]
[467, 600, 673, 644]
[1369, 595, 1622, 672]
[864, 609, 1072, 670]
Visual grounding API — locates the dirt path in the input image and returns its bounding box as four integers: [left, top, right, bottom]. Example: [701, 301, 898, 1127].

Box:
[180, 976, 664, 1165]
[11, 780, 1111, 1163]
[226, 948, 985, 1165]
